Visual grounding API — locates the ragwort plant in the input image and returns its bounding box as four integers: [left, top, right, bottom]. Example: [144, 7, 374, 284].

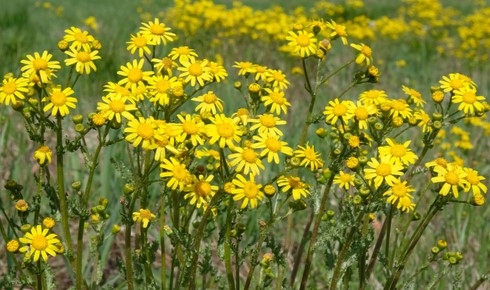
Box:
[0, 16, 489, 290]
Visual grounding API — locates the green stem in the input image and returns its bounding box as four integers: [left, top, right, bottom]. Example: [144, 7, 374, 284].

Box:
[142, 227, 155, 286]
[224, 196, 236, 290]
[160, 190, 167, 290]
[37, 261, 43, 290]
[125, 190, 139, 290]
[243, 223, 269, 290]
[318, 59, 355, 86]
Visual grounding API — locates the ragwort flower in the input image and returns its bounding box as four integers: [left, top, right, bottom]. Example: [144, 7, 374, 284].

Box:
[132, 209, 156, 228]
[20, 51, 61, 84]
[252, 133, 293, 164]
[261, 87, 291, 115]
[33, 146, 52, 165]
[228, 146, 265, 175]
[378, 138, 418, 166]
[0, 76, 29, 105]
[97, 94, 136, 123]
[184, 175, 218, 208]
[452, 85, 485, 115]
[160, 157, 192, 191]
[333, 171, 355, 190]
[19, 225, 61, 262]
[350, 43, 373, 66]
[139, 18, 176, 45]
[43, 86, 77, 117]
[231, 174, 264, 209]
[178, 59, 212, 87]
[383, 179, 416, 212]
[64, 47, 101, 74]
[286, 30, 318, 58]
[431, 163, 468, 198]
[294, 143, 324, 171]
[364, 156, 404, 188]
[206, 114, 242, 148]
[277, 175, 310, 200]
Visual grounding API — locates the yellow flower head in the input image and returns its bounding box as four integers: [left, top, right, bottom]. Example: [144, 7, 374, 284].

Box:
[383, 179, 416, 212]
[63, 26, 95, 51]
[378, 138, 418, 166]
[228, 146, 265, 176]
[0, 76, 29, 106]
[16, 199, 29, 212]
[294, 143, 324, 171]
[323, 98, 354, 125]
[364, 156, 404, 188]
[206, 114, 242, 148]
[286, 30, 318, 58]
[43, 86, 77, 117]
[132, 209, 156, 229]
[252, 133, 293, 164]
[19, 225, 61, 262]
[34, 145, 52, 165]
[178, 59, 212, 87]
[127, 33, 152, 57]
[261, 88, 291, 115]
[350, 43, 373, 66]
[452, 85, 485, 115]
[124, 116, 162, 150]
[117, 59, 153, 90]
[431, 163, 468, 198]
[64, 47, 101, 75]
[139, 18, 176, 45]
[184, 175, 218, 208]
[20, 51, 61, 84]
[192, 91, 224, 115]
[160, 157, 192, 191]
[333, 171, 355, 190]
[231, 174, 264, 209]
[277, 175, 310, 200]
[97, 94, 136, 123]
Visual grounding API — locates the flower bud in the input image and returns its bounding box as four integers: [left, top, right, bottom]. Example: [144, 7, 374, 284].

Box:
[43, 217, 56, 229]
[264, 184, 276, 196]
[431, 246, 440, 255]
[71, 181, 82, 190]
[432, 91, 444, 103]
[316, 127, 328, 138]
[58, 40, 69, 51]
[6, 240, 19, 252]
[112, 224, 121, 234]
[123, 184, 135, 195]
[346, 157, 359, 169]
[437, 239, 448, 250]
[12, 100, 24, 111]
[15, 200, 29, 212]
[20, 224, 32, 233]
[72, 114, 84, 124]
[75, 123, 85, 133]
[353, 195, 363, 205]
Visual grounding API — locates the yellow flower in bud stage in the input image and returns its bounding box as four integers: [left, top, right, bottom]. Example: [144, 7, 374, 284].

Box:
[0, 76, 29, 105]
[414, 109, 432, 133]
[277, 175, 310, 200]
[264, 184, 276, 196]
[20, 51, 61, 84]
[6, 240, 19, 252]
[43, 86, 77, 117]
[178, 59, 212, 87]
[127, 33, 152, 57]
[33, 145, 52, 165]
[359, 89, 388, 105]
[383, 179, 415, 212]
[389, 99, 412, 119]
[231, 174, 264, 209]
[206, 114, 242, 148]
[117, 59, 153, 90]
[348, 101, 378, 130]
[152, 57, 176, 76]
[432, 91, 445, 103]
[431, 163, 468, 198]
[63, 27, 95, 51]
[168, 46, 198, 64]
[249, 114, 286, 136]
[348, 135, 360, 148]
[378, 138, 418, 166]
[402, 85, 425, 107]
[64, 47, 101, 75]
[346, 156, 359, 169]
[192, 91, 224, 115]
[473, 192, 485, 206]
[147, 75, 179, 106]
[176, 114, 206, 146]
[364, 156, 404, 188]
[439, 73, 476, 93]
[463, 168, 487, 196]
[124, 117, 161, 150]
[228, 146, 265, 175]
[294, 143, 324, 171]
[97, 94, 136, 123]
[19, 225, 61, 262]
[233, 61, 255, 76]
[333, 171, 355, 190]
[16, 199, 29, 212]
[139, 18, 176, 45]
[286, 30, 318, 58]
[326, 20, 348, 45]
[261, 87, 291, 115]
[323, 98, 354, 125]
[92, 112, 107, 126]
[265, 69, 290, 90]
[350, 43, 373, 66]
[452, 85, 485, 115]
[132, 209, 156, 229]
[42, 217, 56, 229]
[207, 61, 228, 82]
[224, 182, 236, 194]
[160, 157, 192, 191]
[252, 133, 293, 164]
[184, 175, 218, 208]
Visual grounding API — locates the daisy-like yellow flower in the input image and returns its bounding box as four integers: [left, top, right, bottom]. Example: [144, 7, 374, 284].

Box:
[19, 225, 61, 262]
[104, 81, 131, 99]
[127, 33, 152, 57]
[139, 18, 176, 45]
[286, 30, 318, 58]
[153, 135, 177, 162]
[439, 73, 476, 93]
[43, 86, 77, 117]
[383, 179, 415, 212]
[124, 117, 161, 150]
[0, 76, 29, 105]
[147, 75, 179, 106]
[389, 99, 413, 119]
[261, 87, 291, 115]
[333, 171, 355, 190]
[430, 163, 468, 198]
[231, 174, 264, 209]
[20, 51, 61, 84]
[97, 94, 136, 123]
[63, 27, 95, 51]
[250, 64, 268, 81]
[152, 57, 176, 76]
[364, 156, 404, 188]
[348, 101, 378, 130]
[228, 146, 265, 175]
[323, 98, 354, 125]
[378, 138, 418, 166]
[207, 61, 228, 82]
[414, 109, 432, 133]
[192, 91, 224, 115]
[252, 133, 293, 164]
[452, 85, 485, 115]
[326, 20, 348, 45]
[233, 61, 255, 76]
[132, 209, 156, 229]
[277, 175, 310, 200]
[294, 143, 324, 171]
[249, 114, 286, 136]
[177, 114, 206, 146]
[359, 89, 388, 105]
[206, 114, 242, 148]
[184, 175, 219, 208]
[463, 168, 487, 196]
[233, 108, 251, 125]
[425, 157, 448, 169]
[178, 59, 212, 87]
[64, 47, 101, 75]
[350, 43, 373, 66]
[42, 217, 56, 229]
[402, 85, 425, 107]
[33, 145, 52, 165]
[265, 69, 290, 90]
[160, 157, 192, 191]
[168, 46, 198, 63]
[117, 59, 153, 90]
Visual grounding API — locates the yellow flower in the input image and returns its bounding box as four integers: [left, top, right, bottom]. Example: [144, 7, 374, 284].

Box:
[124, 117, 161, 150]
[168, 46, 198, 63]
[378, 138, 418, 166]
[160, 157, 192, 191]
[261, 88, 291, 115]
[19, 225, 61, 262]
[233, 61, 255, 76]
[132, 209, 156, 228]
[228, 146, 265, 175]
[33, 145, 52, 165]
[16, 199, 29, 212]
[139, 18, 176, 46]
[414, 109, 432, 133]
[63, 27, 95, 51]
[184, 175, 218, 208]
[97, 94, 136, 123]
[350, 43, 373, 66]
[439, 73, 475, 93]
[207, 61, 228, 83]
[348, 101, 378, 130]
[326, 20, 348, 45]
[43, 86, 77, 117]
[6, 240, 19, 253]
[252, 133, 293, 164]
[277, 175, 310, 200]
[431, 163, 468, 198]
[425, 157, 448, 169]
[20, 50, 61, 84]
[359, 89, 388, 105]
[249, 114, 286, 136]
[206, 114, 242, 148]
[64, 47, 101, 75]
[127, 33, 152, 57]
[383, 179, 416, 212]
[152, 56, 177, 76]
[231, 174, 264, 209]
[177, 114, 206, 146]
[294, 143, 324, 171]
[323, 99, 354, 125]
[452, 85, 485, 115]
[463, 168, 487, 197]
[0, 76, 29, 105]
[117, 59, 153, 91]
[178, 59, 212, 87]
[333, 171, 355, 190]
[192, 91, 224, 115]
[286, 30, 318, 58]
[364, 156, 404, 188]
[265, 69, 290, 90]
[402, 85, 425, 107]
[388, 99, 412, 119]
[147, 75, 179, 106]
[42, 217, 56, 229]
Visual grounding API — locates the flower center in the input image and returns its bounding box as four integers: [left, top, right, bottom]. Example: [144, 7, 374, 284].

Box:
[339, 174, 353, 183]
[38, 146, 51, 153]
[296, 34, 311, 47]
[76, 51, 91, 63]
[445, 172, 460, 185]
[33, 58, 48, 70]
[188, 63, 203, 76]
[128, 68, 143, 83]
[156, 79, 171, 93]
[390, 144, 407, 157]
[176, 46, 190, 55]
[355, 107, 369, 120]
[376, 163, 391, 177]
[203, 92, 217, 103]
[259, 115, 276, 128]
[288, 176, 301, 188]
[74, 31, 88, 43]
[109, 99, 125, 113]
[182, 121, 199, 134]
[217, 122, 235, 138]
[466, 171, 480, 185]
[269, 92, 285, 104]
[435, 158, 447, 167]
[333, 104, 347, 116]
[361, 45, 372, 57]
[172, 164, 188, 180]
[303, 148, 317, 161]
[156, 136, 169, 147]
[265, 137, 281, 152]
[134, 35, 147, 47]
[242, 148, 258, 163]
[137, 123, 154, 140]
[335, 25, 347, 36]
[150, 23, 165, 35]
[2, 79, 17, 94]
[272, 72, 285, 81]
[195, 181, 212, 197]
[31, 235, 48, 251]
[243, 181, 258, 198]
[462, 91, 476, 104]
[449, 79, 463, 90]
[391, 100, 406, 111]
[139, 209, 153, 220]
[50, 91, 67, 106]
[391, 183, 407, 197]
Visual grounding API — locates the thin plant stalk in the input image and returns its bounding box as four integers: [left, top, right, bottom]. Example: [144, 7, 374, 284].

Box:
[224, 195, 236, 290]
